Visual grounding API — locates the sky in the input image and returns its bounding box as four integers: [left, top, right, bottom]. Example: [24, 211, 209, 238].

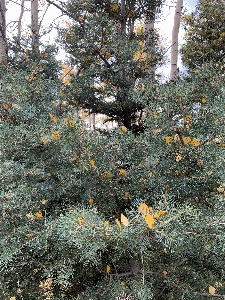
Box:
[6, 0, 198, 79]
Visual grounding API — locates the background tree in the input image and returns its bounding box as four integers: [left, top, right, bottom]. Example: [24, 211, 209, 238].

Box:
[31, 0, 39, 53]
[180, 0, 225, 70]
[0, 0, 6, 62]
[58, 0, 164, 131]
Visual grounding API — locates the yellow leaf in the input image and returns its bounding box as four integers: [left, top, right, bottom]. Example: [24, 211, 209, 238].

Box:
[119, 169, 126, 175]
[116, 218, 122, 231]
[145, 214, 154, 229]
[154, 210, 166, 219]
[78, 217, 84, 224]
[106, 265, 111, 273]
[139, 203, 149, 215]
[26, 213, 34, 220]
[88, 198, 94, 204]
[209, 286, 216, 295]
[90, 159, 95, 167]
[165, 136, 172, 143]
[49, 113, 57, 123]
[120, 125, 127, 132]
[175, 155, 182, 162]
[9, 297, 16, 300]
[102, 171, 110, 179]
[153, 111, 158, 119]
[121, 214, 129, 227]
[104, 220, 109, 230]
[69, 156, 76, 162]
[162, 270, 167, 275]
[182, 136, 191, 145]
[35, 211, 43, 219]
[41, 199, 47, 204]
[185, 114, 192, 121]
[202, 97, 207, 103]
[190, 138, 200, 147]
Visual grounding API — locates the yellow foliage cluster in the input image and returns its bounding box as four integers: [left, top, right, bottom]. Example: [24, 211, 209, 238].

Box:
[59, 64, 74, 85]
[165, 135, 200, 147]
[139, 203, 166, 229]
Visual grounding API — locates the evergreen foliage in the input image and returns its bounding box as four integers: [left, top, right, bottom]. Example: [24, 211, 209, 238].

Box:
[0, 2, 225, 300]
[59, 0, 164, 131]
[181, 0, 225, 70]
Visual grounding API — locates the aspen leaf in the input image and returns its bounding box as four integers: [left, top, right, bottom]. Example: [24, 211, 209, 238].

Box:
[116, 218, 122, 231]
[209, 286, 216, 295]
[121, 214, 129, 227]
[162, 270, 167, 275]
[145, 214, 154, 229]
[106, 265, 110, 273]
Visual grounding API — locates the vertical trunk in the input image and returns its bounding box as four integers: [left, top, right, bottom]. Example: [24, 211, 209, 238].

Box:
[31, 0, 39, 53]
[144, 12, 156, 80]
[120, 0, 126, 33]
[144, 17, 154, 43]
[89, 112, 95, 131]
[18, 0, 25, 41]
[0, 0, 6, 62]
[170, 0, 183, 81]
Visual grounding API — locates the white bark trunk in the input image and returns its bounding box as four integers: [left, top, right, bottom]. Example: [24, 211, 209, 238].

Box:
[170, 0, 183, 81]
[18, 0, 25, 40]
[88, 112, 95, 131]
[31, 0, 39, 52]
[0, 0, 6, 62]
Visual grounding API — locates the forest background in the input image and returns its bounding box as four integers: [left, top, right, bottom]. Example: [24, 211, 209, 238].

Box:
[0, 0, 225, 300]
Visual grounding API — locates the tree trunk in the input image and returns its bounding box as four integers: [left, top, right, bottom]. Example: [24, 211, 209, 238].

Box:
[18, 0, 25, 41]
[0, 0, 6, 62]
[120, 0, 126, 33]
[170, 0, 183, 81]
[144, 12, 156, 80]
[31, 0, 39, 53]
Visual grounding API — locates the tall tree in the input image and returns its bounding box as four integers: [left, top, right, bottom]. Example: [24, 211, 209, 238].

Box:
[181, 0, 225, 70]
[58, 0, 164, 131]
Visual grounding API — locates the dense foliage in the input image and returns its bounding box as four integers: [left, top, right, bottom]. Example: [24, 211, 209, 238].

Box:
[181, 0, 225, 70]
[0, 1, 225, 300]
[59, 0, 164, 131]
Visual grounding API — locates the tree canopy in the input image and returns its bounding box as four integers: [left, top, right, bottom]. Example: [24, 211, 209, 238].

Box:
[0, 1, 225, 299]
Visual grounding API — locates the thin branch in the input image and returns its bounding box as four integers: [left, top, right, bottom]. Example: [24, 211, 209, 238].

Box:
[45, 0, 68, 15]
[38, 3, 50, 31]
